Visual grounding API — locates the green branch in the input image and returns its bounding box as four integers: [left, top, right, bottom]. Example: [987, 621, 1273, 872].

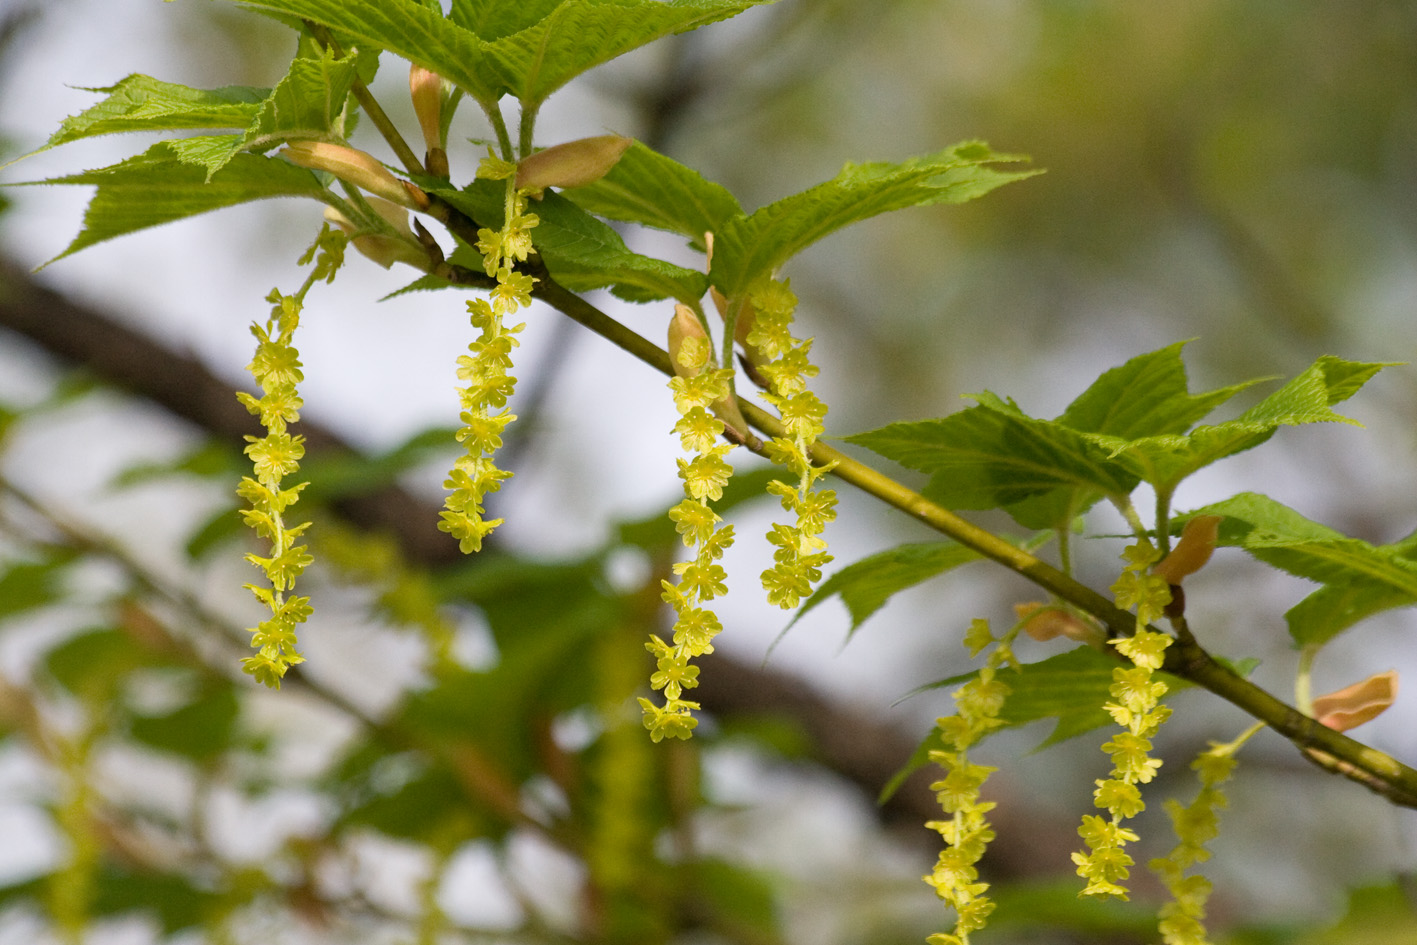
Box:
[529, 270, 1417, 810]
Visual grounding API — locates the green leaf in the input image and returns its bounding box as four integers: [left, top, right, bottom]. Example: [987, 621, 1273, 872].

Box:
[710, 140, 1038, 298]
[130, 685, 240, 762]
[787, 541, 982, 641]
[22, 141, 329, 263]
[1057, 340, 1260, 440]
[845, 398, 1137, 523]
[0, 555, 73, 619]
[1188, 492, 1417, 648]
[1087, 356, 1394, 492]
[239, 48, 362, 148]
[449, 0, 565, 40]
[566, 140, 743, 252]
[1000, 342, 1260, 528]
[482, 0, 773, 111]
[426, 178, 708, 302]
[225, 0, 502, 108]
[90, 866, 221, 934]
[45, 629, 151, 703]
[32, 75, 265, 152]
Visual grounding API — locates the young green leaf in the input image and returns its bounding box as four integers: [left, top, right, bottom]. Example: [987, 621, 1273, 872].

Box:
[997, 342, 1261, 528]
[450, 0, 570, 41]
[710, 141, 1039, 298]
[846, 397, 1137, 522]
[1085, 356, 1395, 493]
[481, 0, 774, 112]
[1057, 341, 1261, 440]
[1186, 492, 1417, 649]
[242, 49, 363, 149]
[220, 0, 502, 110]
[27, 75, 266, 155]
[565, 140, 743, 251]
[21, 142, 331, 264]
[170, 49, 367, 179]
[785, 541, 982, 641]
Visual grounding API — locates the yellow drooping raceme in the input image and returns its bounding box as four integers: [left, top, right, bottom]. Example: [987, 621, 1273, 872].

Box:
[437, 152, 535, 553]
[639, 305, 738, 742]
[743, 277, 837, 609]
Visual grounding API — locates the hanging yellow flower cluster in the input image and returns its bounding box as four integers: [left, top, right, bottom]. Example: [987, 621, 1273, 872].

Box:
[437, 153, 535, 554]
[923, 617, 1017, 945]
[745, 278, 838, 610]
[639, 305, 739, 742]
[1072, 541, 1174, 900]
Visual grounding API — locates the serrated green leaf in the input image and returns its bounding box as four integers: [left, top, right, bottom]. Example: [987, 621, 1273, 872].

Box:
[449, 0, 565, 40]
[238, 48, 363, 158]
[483, 0, 772, 111]
[226, 0, 502, 108]
[787, 541, 982, 640]
[845, 400, 1137, 521]
[1058, 341, 1261, 439]
[562, 142, 742, 252]
[999, 342, 1261, 528]
[1087, 356, 1394, 492]
[1188, 492, 1417, 648]
[425, 178, 707, 302]
[35, 75, 266, 152]
[710, 140, 1038, 298]
[22, 141, 330, 263]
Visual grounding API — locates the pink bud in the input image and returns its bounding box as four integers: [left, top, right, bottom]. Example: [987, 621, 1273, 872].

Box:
[283, 141, 427, 210]
[1312, 670, 1398, 732]
[409, 64, 444, 154]
[515, 135, 632, 192]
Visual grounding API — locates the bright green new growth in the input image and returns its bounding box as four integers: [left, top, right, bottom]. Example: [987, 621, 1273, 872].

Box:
[235, 229, 343, 686]
[640, 333, 737, 742]
[748, 277, 838, 609]
[438, 154, 534, 553]
[1072, 541, 1174, 900]
[923, 617, 1016, 945]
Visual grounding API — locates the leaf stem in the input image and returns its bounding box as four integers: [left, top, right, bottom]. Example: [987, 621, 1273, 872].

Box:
[305, 22, 424, 176]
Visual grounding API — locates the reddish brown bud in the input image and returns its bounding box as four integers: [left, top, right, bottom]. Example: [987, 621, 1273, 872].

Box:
[1015, 602, 1102, 646]
[1154, 515, 1222, 585]
[1312, 670, 1398, 732]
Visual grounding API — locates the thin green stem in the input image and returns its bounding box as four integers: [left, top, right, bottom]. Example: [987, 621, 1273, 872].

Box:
[1296, 644, 1318, 715]
[1155, 485, 1175, 556]
[518, 104, 537, 160]
[305, 22, 424, 176]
